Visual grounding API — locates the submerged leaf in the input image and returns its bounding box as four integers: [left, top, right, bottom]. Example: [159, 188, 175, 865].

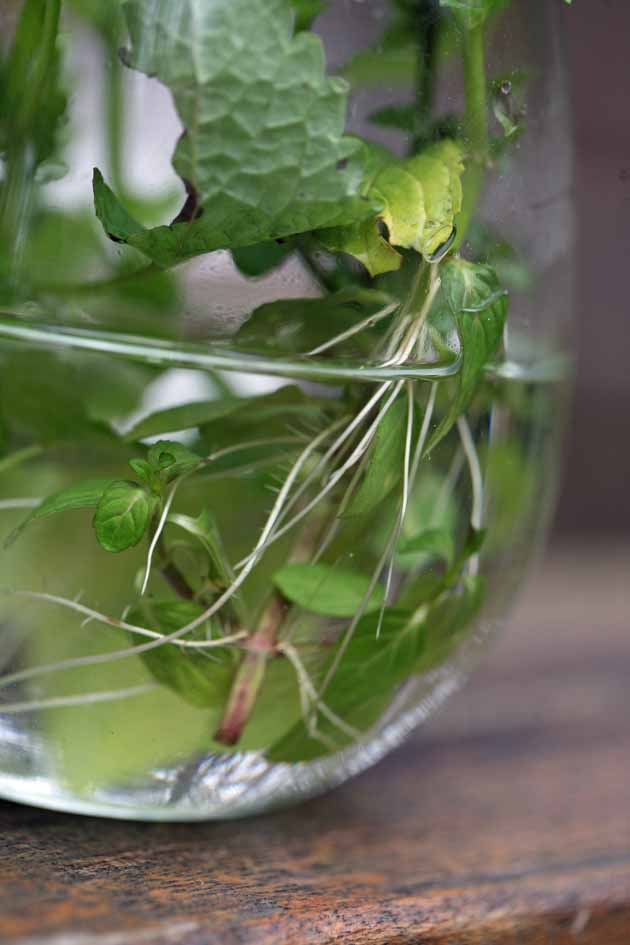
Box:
[398, 528, 456, 567]
[268, 608, 421, 762]
[93, 480, 154, 553]
[93, 0, 375, 267]
[168, 510, 234, 589]
[345, 397, 410, 517]
[427, 259, 508, 451]
[127, 599, 236, 709]
[5, 478, 115, 548]
[415, 575, 486, 670]
[273, 562, 385, 617]
[236, 288, 393, 357]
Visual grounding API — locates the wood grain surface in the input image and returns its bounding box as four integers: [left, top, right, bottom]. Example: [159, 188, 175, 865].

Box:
[0, 545, 628, 945]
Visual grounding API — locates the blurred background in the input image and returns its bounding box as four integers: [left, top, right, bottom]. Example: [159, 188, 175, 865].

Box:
[557, 0, 629, 540]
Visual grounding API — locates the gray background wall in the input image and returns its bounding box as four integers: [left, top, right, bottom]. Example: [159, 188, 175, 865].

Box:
[556, 0, 629, 537]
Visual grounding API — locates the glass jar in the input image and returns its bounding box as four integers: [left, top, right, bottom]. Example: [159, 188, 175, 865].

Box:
[0, 0, 573, 820]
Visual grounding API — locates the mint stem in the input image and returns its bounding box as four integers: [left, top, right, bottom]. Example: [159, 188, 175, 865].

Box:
[455, 23, 489, 247]
[215, 595, 286, 746]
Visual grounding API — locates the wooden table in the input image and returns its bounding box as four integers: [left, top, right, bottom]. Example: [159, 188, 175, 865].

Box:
[1, 545, 628, 945]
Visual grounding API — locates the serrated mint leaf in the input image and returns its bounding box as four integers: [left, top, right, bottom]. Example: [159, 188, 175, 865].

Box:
[427, 259, 508, 451]
[5, 478, 115, 548]
[93, 480, 153, 553]
[346, 398, 409, 518]
[273, 563, 385, 617]
[127, 599, 236, 709]
[399, 528, 456, 567]
[268, 608, 420, 762]
[93, 0, 375, 268]
[439, 0, 509, 30]
[318, 140, 464, 276]
[146, 441, 202, 481]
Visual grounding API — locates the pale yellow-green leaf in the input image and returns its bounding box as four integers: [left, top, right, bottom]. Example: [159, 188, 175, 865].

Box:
[318, 140, 464, 276]
[406, 140, 465, 256]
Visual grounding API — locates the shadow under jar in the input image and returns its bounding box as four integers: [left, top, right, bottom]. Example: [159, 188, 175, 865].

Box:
[0, 0, 573, 820]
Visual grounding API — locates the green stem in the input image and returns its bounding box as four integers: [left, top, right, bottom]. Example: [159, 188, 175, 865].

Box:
[411, 0, 439, 152]
[455, 23, 490, 248]
[105, 41, 126, 196]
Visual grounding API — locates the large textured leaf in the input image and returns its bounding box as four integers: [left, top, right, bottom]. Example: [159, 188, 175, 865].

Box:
[318, 140, 464, 276]
[93, 0, 375, 267]
[427, 259, 507, 451]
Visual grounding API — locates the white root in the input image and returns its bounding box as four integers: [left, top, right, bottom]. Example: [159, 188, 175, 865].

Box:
[280, 641, 361, 746]
[457, 415, 485, 576]
[234, 380, 405, 572]
[0, 684, 158, 715]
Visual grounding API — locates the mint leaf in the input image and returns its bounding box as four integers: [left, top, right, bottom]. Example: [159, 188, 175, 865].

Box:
[0, 351, 115, 444]
[236, 288, 393, 357]
[398, 528, 456, 567]
[125, 401, 242, 443]
[168, 510, 234, 589]
[427, 259, 507, 451]
[268, 609, 421, 762]
[415, 575, 485, 671]
[346, 397, 409, 518]
[146, 441, 202, 482]
[318, 140, 464, 276]
[5, 478, 115, 548]
[399, 528, 486, 609]
[231, 242, 293, 279]
[273, 563, 385, 617]
[127, 599, 236, 709]
[93, 0, 375, 267]
[93, 480, 154, 553]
